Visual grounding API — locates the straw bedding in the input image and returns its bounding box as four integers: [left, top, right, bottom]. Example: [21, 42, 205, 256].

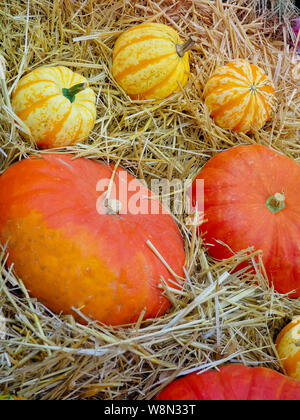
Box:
[0, 0, 299, 400]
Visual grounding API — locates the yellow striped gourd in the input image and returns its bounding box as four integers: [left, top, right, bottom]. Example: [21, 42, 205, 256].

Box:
[12, 66, 96, 149]
[112, 23, 194, 100]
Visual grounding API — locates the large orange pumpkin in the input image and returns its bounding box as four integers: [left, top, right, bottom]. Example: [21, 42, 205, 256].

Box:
[155, 365, 300, 400]
[204, 60, 276, 133]
[112, 23, 193, 100]
[190, 144, 300, 297]
[0, 154, 185, 325]
[276, 317, 300, 381]
[12, 66, 96, 149]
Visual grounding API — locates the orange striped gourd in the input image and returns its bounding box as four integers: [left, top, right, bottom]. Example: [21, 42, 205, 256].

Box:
[276, 317, 300, 382]
[204, 59, 276, 133]
[112, 23, 194, 100]
[12, 66, 96, 149]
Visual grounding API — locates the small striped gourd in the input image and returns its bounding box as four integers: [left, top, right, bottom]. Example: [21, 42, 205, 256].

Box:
[204, 59, 276, 133]
[276, 317, 300, 382]
[12, 66, 96, 149]
[112, 23, 194, 100]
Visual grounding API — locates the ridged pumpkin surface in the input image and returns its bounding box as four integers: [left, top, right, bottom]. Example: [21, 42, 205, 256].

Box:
[0, 154, 185, 325]
[204, 60, 276, 133]
[112, 23, 191, 100]
[12, 66, 96, 149]
[155, 365, 300, 400]
[190, 144, 300, 297]
[276, 317, 300, 382]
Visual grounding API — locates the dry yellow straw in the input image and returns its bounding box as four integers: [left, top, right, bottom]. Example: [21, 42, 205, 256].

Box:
[0, 0, 299, 400]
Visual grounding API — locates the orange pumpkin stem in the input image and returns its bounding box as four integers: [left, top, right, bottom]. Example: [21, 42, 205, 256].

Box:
[266, 192, 285, 213]
[176, 37, 196, 58]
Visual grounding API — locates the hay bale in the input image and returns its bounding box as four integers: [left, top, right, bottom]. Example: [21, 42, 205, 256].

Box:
[0, 0, 299, 400]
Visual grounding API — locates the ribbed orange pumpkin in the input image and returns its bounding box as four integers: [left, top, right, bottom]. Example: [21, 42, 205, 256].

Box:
[12, 66, 96, 149]
[204, 60, 276, 133]
[276, 317, 300, 382]
[190, 144, 300, 297]
[112, 23, 193, 100]
[155, 365, 300, 400]
[0, 154, 185, 325]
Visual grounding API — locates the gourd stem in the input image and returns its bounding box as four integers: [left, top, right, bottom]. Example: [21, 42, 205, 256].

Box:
[266, 192, 286, 213]
[62, 82, 87, 103]
[176, 37, 196, 58]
